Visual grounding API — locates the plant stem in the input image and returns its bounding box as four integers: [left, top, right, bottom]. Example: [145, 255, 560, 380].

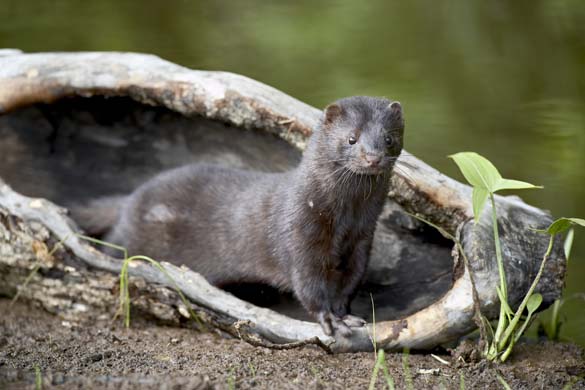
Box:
[119, 255, 204, 329]
[380, 358, 396, 390]
[34, 365, 42, 390]
[402, 348, 414, 390]
[500, 338, 515, 362]
[368, 349, 384, 390]
[498, 235, 555, 357]
[490, 193, 508, 353]
[548, 299, 562, 340]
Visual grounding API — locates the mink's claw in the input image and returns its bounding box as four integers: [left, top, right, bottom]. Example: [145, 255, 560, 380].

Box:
[317, 311, 353, 338]
[342, 314, 367, 328]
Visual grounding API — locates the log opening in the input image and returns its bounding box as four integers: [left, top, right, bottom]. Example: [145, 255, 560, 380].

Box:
[0, 95, 455, 324]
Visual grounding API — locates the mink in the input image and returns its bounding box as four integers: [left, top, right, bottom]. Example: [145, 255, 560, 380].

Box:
[75, 96, 405, 337]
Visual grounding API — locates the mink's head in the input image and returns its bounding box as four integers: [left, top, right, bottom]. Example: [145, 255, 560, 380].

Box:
[317, 96, 404, 175]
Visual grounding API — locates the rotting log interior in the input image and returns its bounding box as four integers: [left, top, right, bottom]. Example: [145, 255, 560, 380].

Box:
[0, 96, 454, 323]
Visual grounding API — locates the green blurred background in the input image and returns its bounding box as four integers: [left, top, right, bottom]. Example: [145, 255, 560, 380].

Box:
[1, 0, 584, 346]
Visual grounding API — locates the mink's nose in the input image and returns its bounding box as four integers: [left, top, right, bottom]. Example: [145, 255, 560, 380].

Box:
[365, 154, 382, 167]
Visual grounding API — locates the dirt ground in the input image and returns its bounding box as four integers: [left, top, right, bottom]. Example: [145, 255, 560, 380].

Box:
[0, 299, 583, 390]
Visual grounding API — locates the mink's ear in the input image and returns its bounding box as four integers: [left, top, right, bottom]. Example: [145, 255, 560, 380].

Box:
[389, 101, 402, 118]
[324, 104, 343, 126]
[388, 101, 404, 127]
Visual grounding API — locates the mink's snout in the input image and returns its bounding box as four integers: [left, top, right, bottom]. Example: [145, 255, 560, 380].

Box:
[364, 154, 382, 167]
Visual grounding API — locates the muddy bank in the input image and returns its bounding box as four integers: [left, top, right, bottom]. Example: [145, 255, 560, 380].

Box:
[0, 299, 583, 389]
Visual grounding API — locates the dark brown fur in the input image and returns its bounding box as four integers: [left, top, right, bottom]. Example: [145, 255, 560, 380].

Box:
[76, 96, 405, 336]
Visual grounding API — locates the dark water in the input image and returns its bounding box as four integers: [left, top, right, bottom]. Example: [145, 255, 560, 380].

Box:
[2, 1, 584, 346]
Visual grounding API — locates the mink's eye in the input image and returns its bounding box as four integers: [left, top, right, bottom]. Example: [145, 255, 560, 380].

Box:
[385, 135, 394, 147]
[348, 136, 357, 145]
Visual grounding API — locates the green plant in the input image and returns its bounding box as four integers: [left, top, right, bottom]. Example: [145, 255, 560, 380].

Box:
[13, 233, 203, 329]
[248, 362, 256, 378]
[309, 365, 323, 387]
[450, 152, 584, 362]
[450, 152, 540, 361]
[496, 373, 512, 390]
[497, 217, 584, 361]
[528, 220, 585, 343]
[450, 152, 542, 361]
[402, 348, 414, 390]
[542, 292, 585, 342]
[368, 349, 396, 390]
[541, 229, 575, 341]
[34, 365, 42, 390]
[77, 235, 203, 329]
[227, 367, 236, 390]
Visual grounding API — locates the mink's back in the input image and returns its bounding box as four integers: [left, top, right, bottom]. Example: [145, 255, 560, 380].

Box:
[106, 163, 293, 288]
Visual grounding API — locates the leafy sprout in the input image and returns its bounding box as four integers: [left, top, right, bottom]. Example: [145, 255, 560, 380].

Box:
[449, 152, 542, 222]
[449, 152, 569, 362]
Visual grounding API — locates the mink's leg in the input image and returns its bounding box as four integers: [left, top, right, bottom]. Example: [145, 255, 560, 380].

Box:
[290, 259, 353, 337]
[331, 238, 371, 328]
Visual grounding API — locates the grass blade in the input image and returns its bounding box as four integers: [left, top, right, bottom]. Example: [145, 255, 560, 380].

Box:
[368, 349, 384, 390]
[380, 360, 395, 390]
[76, 235, 204, 330]
[496, 374, 512, 390]
[34, 365, 42, 390]
[402, 348, 414, 390]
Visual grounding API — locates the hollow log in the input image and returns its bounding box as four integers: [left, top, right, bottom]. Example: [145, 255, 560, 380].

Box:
[0, 50, 566, 353]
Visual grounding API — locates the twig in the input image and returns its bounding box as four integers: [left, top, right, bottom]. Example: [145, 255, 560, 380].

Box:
[234, 322, 333, 354]
[430, 354, 450, 366]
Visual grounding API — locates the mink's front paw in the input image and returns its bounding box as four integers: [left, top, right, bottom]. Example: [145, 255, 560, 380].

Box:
[342, 314, 367, 328]
[316, 311, 353, 337]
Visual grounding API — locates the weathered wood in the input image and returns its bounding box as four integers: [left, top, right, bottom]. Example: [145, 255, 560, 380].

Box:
[0, 51, 566, 352]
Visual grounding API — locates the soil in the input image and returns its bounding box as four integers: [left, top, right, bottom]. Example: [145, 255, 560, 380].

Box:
[0, 299, 583, 390]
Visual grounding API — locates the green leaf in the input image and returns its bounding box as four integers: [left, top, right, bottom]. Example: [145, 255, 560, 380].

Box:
[564, 229, 575, 262]
[526, 293, 543, 314]
[493, 178, 542, 192]
[512, 293, 543, 346]
[449, 152, 501, 191]
[472, 187, 489, 223]
[449, 152, 541, 196]
[547, 218, 585, 235]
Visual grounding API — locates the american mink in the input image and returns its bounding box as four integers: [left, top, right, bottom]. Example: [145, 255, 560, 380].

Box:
[76, 96, 405, 337]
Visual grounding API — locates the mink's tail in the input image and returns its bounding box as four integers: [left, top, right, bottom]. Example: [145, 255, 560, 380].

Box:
[69, 195, 127, 236]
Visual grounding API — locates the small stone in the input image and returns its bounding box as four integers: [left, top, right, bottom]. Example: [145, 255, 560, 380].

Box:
[51, 372, 65, 385]
[418, 368, 440, 375]
[88, 353, 103, 362]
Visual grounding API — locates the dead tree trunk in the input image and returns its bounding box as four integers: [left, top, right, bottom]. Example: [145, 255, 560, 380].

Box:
[0, 50, 565, 353]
